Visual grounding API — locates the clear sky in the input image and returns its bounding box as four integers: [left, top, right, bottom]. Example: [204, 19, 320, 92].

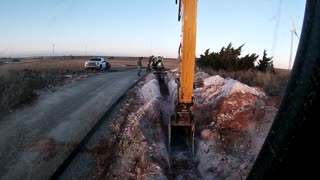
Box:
[0, 0, 305, 68]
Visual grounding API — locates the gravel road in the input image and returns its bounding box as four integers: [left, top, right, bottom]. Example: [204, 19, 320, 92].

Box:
[0, 69, 144, 180]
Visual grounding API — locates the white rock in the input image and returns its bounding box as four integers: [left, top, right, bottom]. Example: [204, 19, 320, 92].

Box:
[201, 129, 211, 140]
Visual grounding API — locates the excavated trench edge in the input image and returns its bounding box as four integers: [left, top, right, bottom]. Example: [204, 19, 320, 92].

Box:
[50, 72, 149, 179]
[155, 74, 201, 179]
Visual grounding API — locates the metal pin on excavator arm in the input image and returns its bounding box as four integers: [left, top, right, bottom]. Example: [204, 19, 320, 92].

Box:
[169, 0, 197, 157]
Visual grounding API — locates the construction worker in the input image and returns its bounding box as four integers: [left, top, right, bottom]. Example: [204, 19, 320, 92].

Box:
[152, 56, 157, 69]
[137, 57, 143, 76]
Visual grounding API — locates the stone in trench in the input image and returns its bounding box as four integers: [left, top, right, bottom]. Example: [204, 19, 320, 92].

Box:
[201, 129, 211, 140]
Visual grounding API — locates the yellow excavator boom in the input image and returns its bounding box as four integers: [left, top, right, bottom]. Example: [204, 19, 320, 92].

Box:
[178, 0, 197, 104]
[169, 0, 197, 157]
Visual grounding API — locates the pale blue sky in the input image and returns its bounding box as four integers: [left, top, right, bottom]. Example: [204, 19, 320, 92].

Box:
[0, 0, 305, 68]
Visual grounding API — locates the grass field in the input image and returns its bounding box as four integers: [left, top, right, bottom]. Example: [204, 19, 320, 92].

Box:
[0, 55, 289, 115]
[0, 56, 179, 115]
[0, 56, 179, 74]
[200, 67, 290, 97]
[0, 57, 91, 115]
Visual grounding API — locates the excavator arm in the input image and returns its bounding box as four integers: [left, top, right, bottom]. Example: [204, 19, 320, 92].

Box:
[178, 0, 197, 104]
[169, 0, 197, 157]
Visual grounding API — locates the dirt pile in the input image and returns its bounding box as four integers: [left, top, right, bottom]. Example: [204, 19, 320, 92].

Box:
[193, 72, 278, 179]
[101, 71, 278, 179]
[105, 74, 169, 179]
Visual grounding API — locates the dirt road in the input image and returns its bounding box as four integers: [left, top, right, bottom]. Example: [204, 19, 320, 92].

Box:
[0, 69, 144, 180]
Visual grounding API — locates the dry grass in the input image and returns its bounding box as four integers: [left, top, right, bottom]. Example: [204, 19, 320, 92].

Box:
[0, 58, 86, 75]
[200, 67, 291, 97]
[0, 57, 179, 73]
[0, 56, 178, 115]
[107, 57, 179, 70]
[0, 57, 97, 114]
[0, 68, 103, 115]
[0, 58, 106, 112]
[0, 70, 66, 114]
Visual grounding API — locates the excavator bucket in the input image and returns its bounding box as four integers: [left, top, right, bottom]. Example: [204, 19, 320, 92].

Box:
[169, 113, 195, 158]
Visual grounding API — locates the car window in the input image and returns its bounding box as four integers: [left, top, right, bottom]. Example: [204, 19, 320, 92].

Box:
[89, 58, 100, 61]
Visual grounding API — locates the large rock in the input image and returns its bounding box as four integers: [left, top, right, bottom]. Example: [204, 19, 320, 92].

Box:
[201, 129, 211, 140]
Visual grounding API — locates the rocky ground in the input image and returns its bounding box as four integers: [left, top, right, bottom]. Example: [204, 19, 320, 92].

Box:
[101, 74, 169, 180]
[193, 72, 278, 179]
[98, 70, 279, 179]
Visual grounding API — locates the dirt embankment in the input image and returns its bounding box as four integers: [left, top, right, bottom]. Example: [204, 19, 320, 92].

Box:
[193, 72, 278, 179]
[94, 70, 278, 179]
[92, 74, 170, 179]
[158, 71, 278, 179]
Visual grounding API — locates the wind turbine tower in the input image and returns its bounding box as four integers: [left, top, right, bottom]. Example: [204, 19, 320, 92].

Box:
[52, 43, 55, 57]
[288, 18, 299, 70]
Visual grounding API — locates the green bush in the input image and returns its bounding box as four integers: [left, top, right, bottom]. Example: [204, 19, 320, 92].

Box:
[256, 50, 275, 72]
[197, 43, 274, 73]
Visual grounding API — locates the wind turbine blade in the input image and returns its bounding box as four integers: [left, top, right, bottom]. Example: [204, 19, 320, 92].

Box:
[292, 17, 296, 30]
[292, 17, 299, 39]
[294, 31, 299, 39]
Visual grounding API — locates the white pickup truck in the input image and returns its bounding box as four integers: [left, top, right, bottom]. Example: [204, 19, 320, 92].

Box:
[84, 57, 111, 70]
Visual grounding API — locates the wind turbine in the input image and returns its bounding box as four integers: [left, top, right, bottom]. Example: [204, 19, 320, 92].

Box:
[288, 18, 299, 70]
[85, 44, 87, 56]
[52, 43, 55, 57]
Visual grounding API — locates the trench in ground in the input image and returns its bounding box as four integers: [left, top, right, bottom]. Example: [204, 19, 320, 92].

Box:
[61, 74, 200, 179]
[155, 74, 201, 179]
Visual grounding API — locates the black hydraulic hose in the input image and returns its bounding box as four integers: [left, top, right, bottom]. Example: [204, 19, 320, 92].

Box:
[178, 0, 181, 21]
[247, 0, 320, 179]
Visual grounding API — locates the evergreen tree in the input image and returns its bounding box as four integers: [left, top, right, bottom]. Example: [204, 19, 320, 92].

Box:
[256, 50, 274, 72]
[197, 42, 258, 71]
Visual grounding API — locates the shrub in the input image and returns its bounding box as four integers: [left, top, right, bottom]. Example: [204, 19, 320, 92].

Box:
[256, 50, 275, 72]
[0, 70, 65, 114]
[197, 43, 259, 71]
[197, 43, 275, 73]
[200, 68, 290, 97]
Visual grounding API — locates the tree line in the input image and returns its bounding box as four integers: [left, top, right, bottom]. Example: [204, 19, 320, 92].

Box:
[197, 43, 275, 72]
